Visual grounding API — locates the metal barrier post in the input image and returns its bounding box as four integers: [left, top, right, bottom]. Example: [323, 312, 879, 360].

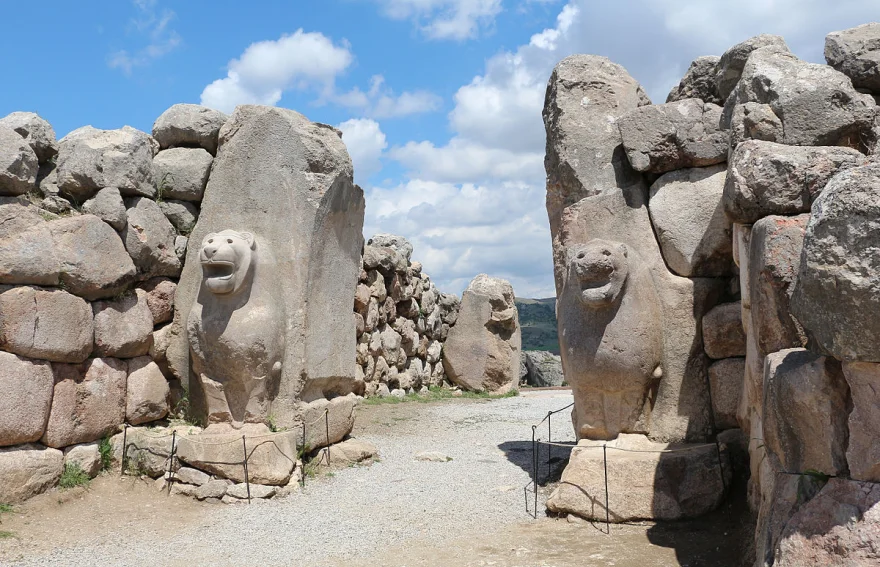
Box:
[325, 409, 331, 466]
[242, 436, 251, 504]
[301, 421, 307, 488]
[531, 425, 538, 519]
[121, 424, 128, 475]
[715, 438, 728, 494]
[166, 430, 177, 494]
[603, 444, 610, 534]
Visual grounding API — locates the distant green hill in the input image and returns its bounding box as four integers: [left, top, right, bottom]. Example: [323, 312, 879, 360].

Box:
[515, 297, 559, 354]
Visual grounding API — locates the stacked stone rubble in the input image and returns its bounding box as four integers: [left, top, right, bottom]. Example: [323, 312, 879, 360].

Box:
[0, 104, 226, 503]
[354, 233, 460, 397]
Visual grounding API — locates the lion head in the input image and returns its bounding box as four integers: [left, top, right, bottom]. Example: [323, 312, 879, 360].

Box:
[567, 239, 629, 309]
[199, 229, 256, 295]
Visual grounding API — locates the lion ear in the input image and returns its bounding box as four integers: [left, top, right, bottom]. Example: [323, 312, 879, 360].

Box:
[241, 232, 256, 250]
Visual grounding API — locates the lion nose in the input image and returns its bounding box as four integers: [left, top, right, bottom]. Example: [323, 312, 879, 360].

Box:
[203, 245, 217, 258]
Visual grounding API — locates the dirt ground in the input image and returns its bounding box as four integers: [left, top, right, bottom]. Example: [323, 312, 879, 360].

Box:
[0, 394, 755, 567]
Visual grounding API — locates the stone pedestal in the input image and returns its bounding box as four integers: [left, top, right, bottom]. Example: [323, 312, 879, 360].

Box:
[546, 434, 730, 522]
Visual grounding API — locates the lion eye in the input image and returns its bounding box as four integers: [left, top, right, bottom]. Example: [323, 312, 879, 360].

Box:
[576, 252, 585, 259]
[227, 239, 233, 244]
[208, 239, 213, 244]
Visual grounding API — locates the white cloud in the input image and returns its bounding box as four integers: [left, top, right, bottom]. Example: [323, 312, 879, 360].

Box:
[373, 0, 503, 40]
[200, 30, 353, 113]
[338, 118, 388, 181]
[335, 75, 442, 119]
[107, 0, 181, 74]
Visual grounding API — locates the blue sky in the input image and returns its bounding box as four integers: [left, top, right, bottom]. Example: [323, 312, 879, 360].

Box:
[2, 0, 878, 297]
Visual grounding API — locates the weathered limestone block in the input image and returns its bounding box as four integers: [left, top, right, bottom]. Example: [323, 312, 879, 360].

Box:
[0, 351, 54, 446]
[82, 187, 127, 231]
[169, 106, 364, 429]
[56, 125, 156, 200]
[544, 55, 650, 290]
[666, 56, 722, 105]
[0, 111, 57, 163]
[176, 423, 297, 485]
[49, 214, 136, 299]
[123, 197, 182, 278]
[648, 165, 732, 277]
[0, 196, 44, 239]
[152, 103, 228, 156]
[175, 466, 209, 486]
[0, 286, 93, 363]
[749, 214, 808, 356]
[523, 350, 564, 387]
[825, 23, 880, 93]
[753, 470, 825, 567]
[763, 349, 849, 476]
[716, 34, 790, 100]
[158, 200, 198, 233]
[791, 163, 880, 361]
[42, 357, 128, 448]
[725, 47, 876, 149]
[702, 302, 746, 359]
[367, 233, 413, 262]
[152, 147, 212, 202]
[93, 289, 154, 358]
[126, 356, 169, 425]
[723, 140, 863, 224]
[0, 223, 59, 286]
[442, 274, 521, 394]
[842, 362, 880, 482]
[727, 101, 784, 148]
[556, 185, 723, 443]
[63, 442, 102, 477]
[618, 99, 727, 174]
[139, 277, 176, 325]
[708, 358, 744, 430]
[774, 478, 880, 566]
[110, 424, 199, 478]
[363, 245, 407, 274]
[0, 444, 63, 503]
[546, 434, 730, 522]
[0, 125, 38, 195]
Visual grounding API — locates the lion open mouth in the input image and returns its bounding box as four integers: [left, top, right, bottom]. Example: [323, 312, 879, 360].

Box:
[202, 261, 235, 280]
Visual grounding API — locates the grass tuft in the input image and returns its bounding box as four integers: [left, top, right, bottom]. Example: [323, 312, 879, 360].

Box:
[98, 437, 113, 472]
[59, 462, 90, 489]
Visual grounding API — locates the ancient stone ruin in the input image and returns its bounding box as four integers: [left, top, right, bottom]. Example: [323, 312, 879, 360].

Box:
[542, 22, 880, 565]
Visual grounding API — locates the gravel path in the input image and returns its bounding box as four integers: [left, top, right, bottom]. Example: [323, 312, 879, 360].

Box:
[10, 390, 576, 567]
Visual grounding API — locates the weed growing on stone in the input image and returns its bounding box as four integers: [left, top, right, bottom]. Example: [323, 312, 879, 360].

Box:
[59, 463, 90, 489]
[0, 504, 12, 514]
[98, 437, 113, 471]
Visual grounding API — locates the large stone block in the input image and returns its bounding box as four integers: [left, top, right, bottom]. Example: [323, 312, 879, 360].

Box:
[546, 434, 730, 522]
[618, 99, 727, 174]
[63, 442, 102, 478]
[825, 23, 880, 93]
[753, 470, 825, 567]
[56, 125, 156, 201]
[723, 140, 863, 224]
[167, 106, 364, 429]
[48, 214, 136, 300]
[443, 274, 521, 394]
[666, 56, 722, 105]
[791, 163, 880, 361]
[126, 356, 169, 425]
[122, 197, 182, 278]
[749, 215, 808, 357]
[82, 187, 127, 231]
[702, 302, 746, 359]
[0, 125, 38, 195]
[842, 362, 880, 482]
[42, 357, 128, 448]
[0, 196, 44, 239]
[93, 289, 154, 358]
[523, 350, 564, 387]
[725, 47, 876, 149]
[0, 286, 93, 363]
[0, 351, 54, 447]
[774, 478, 880, 566]
[648, 165, 732, 277]
[152, 147, 212, 202]
[762, 349, 848, 476]
[0, 111, 57, 163]
[708, 358, 744, 430]
[152, 103, 228, 156]
[716, 34, 790, 100]
[0, 444, 63, 503]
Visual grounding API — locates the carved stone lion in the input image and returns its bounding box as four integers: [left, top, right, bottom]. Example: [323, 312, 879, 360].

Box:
[187, 229, 283, 427]
[558, 239, 664, 440]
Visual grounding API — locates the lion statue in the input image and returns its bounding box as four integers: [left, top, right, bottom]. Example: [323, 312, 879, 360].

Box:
[187, 229, 283, 428]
